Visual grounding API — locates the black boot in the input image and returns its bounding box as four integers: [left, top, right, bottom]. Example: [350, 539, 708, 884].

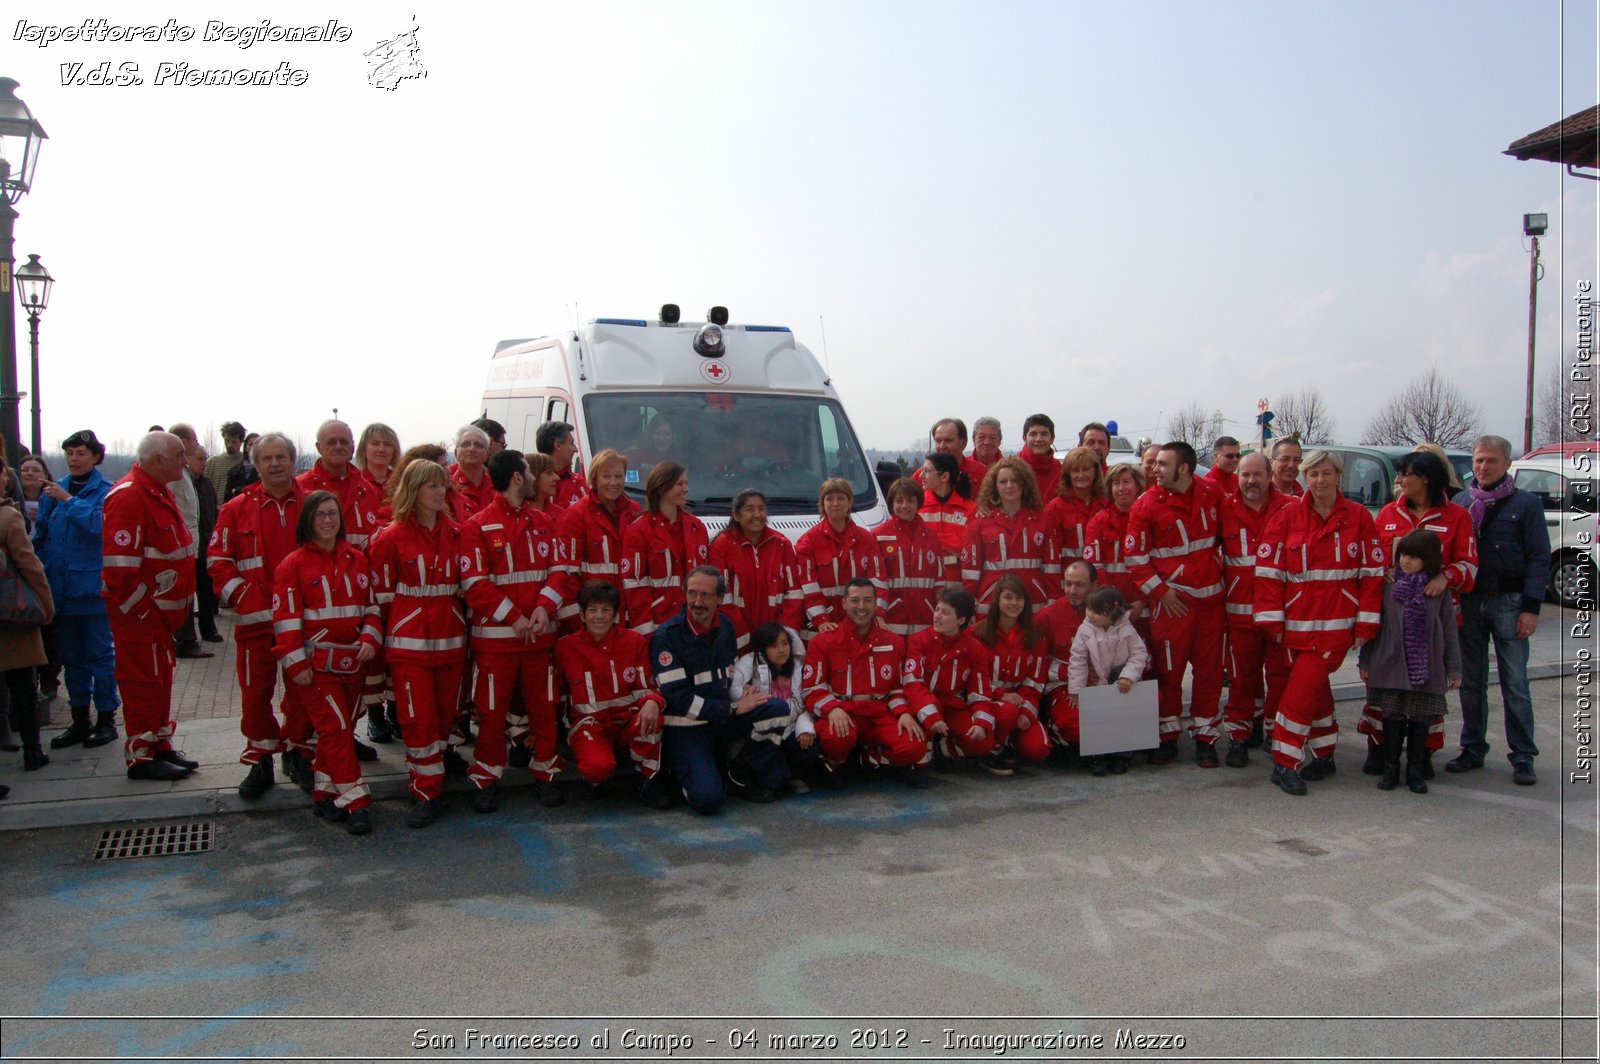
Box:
[50, 711, 92, 749]
[1405, 720, 1430, 794]
[83, 713, 119, 748]
[238, 757, 275, 799]
[365, 710, 394, 744]
[22, 743, 49, 771]
[1377, 721, 1403, 791]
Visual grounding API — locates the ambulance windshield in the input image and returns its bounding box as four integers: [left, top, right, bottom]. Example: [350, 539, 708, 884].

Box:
[583, 392, 878, 516]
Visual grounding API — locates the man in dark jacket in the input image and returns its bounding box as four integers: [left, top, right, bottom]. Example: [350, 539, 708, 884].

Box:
[1446, 435, 1551, 785]
[651, 566, 789, 814]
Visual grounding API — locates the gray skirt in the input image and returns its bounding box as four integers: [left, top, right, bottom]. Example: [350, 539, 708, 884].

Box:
[1369, 687, 1447, 721]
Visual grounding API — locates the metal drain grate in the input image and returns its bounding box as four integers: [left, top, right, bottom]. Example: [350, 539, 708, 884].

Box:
[92, 822, 215, 861]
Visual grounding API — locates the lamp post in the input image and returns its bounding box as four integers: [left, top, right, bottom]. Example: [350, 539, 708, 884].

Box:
[0, 78, 48, 470]
[15, 253, 51, 456]
[1522, 212, 1548, 455]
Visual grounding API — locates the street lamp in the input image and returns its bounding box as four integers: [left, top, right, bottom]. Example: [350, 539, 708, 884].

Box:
[0, 78, 48, 470]
[1522, 212, 1548, 455]
[15, 253, 52, 456]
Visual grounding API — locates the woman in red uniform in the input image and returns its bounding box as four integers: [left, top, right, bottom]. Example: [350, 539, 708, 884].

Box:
[1046, 446, 1109, 566]
[919, 452, 976, 584]
[708, 489, 803, 652]
[368, 460, 468, 827]
[795, 477, 883, 640]
[961, 457, 1060, 615]
[873, 479, 945, 637]
[1084, 463, 1151, 632]
[902, 588, 1000, 761]
[526, 452, 561, 512]
[552, 449, 641, 631]
[273, 491, 383, 835]
[620, 462, 710, 635]
[974, 574, 1053, 772]
[356, 423, 399, 528]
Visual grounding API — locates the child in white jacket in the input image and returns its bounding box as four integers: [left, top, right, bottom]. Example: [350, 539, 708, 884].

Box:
[729, 623, 819, 793]
[1068, 587, 1149, 776]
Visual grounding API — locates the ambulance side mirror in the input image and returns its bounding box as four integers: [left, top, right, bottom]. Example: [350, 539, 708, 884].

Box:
[874, 460, 901, 499]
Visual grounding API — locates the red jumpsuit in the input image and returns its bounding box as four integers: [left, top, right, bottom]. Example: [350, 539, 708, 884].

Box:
[919, 490, 976, 584]
[459, 495, 565, 786]
[1084, 506, 1140, 608]
[1036, 598, 1089, 745]
[979, 624, 1052, 761]
[1045, 491, 1108, 566]
[795, 519, 885, 637]
[708, 527, 803, 651]
[359, 466, 393, 529]
[1357, 499, 1479, 753]
[620, 508, 711, 635]
[1218, 488, 1294, 744]
[271, 542, 383, 812]
[551, 468, 587, 513]
[960, 508, 1060, 614]
[1205, 466, 1239, 496]
[552, 494, 641, 628]
[297, 461, 384, 552]
[369, 516, 468, 801]
[802, 625, 926, 767]
[102, 466, 196, 768]
[1126, 477, 1226, 745]
[902, 628, 1000, 757]
[1254, 495, 1383, 769]
[1016, 449, 1063, 504]
[554, 625, 663, 785]
[448, 464, 497, 523]
[872, 514, 945, 637]
[209, 483, 308, 764]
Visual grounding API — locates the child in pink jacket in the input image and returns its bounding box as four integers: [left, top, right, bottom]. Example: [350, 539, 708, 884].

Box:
[1068, 586, 1149, 776]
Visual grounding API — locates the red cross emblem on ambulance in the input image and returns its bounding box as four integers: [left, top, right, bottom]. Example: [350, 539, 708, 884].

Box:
[699, 361, 730, 385]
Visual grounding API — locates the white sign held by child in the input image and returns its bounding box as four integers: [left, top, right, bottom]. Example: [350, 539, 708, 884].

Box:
[1078, 679, 1160, 756]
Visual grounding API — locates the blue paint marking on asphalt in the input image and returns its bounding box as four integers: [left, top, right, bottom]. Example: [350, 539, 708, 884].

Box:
[90, 897, 290, 955]
[785, 785, 945, 828]
[586, 811, 672, 877]
[5, 997, 301, 1059]
[503, 820, 576, 893]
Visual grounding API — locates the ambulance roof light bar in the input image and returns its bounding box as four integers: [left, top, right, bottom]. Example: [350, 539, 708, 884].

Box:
[660, 303, 681, 324]
[707, 306, 729, 326]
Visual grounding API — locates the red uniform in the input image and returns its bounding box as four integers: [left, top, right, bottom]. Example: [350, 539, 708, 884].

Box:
[902, 628, 1000, 757]
[960, 508, 1060, 614]
[1015, 449, 1063, 504]
[1083, 505, 1137, 604]
[459, 495, 565, 786]
[209, 483, 308, 764]
[1205, 466, 1239, 495]
[551, 467, 587, 512]
[271, 542, 383, 812]
[554, 625, 664, 785]
[359, 467, 394, 529]
[102, 467, 197, 768]
[1358, 499, 1479, 753]
[708, 527, 803, 650]
[872, 514, 945, 637]
[1126, 477, 1226, 745]
[795, 519, 884, 636]
[1045, 491, 1108, 565]
[1254, 495, 1384, 769]
[369, 516, 468, 801]
[1274, 478, 1304, 498]
[919, 490, 976, 583]
[620, 509, 711, 635]
[978, 624, 1052, 761]
[552, 494, 641, 627]
[802, 624, 925, 767]
[1036, 598, 1090, 745]
[297, 460, 384, 552]
[1218, 488, 1294, 744]
[448, 464, 497, 523]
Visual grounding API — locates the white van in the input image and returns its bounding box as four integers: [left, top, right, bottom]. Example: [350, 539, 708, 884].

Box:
[481, 305, 891, 540]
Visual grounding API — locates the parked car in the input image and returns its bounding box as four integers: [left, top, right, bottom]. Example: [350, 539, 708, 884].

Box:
[1508, 457, 1597, 609]
[1311, 444, 1473, 512]
[1522, 440, 1600, 460]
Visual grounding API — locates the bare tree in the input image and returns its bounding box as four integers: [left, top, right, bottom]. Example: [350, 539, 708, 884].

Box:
[1274, 386, 1337, 444]
[1165, 402, 1214, 448]
[1362, 366, 1483, 448]
[1538, 356, 1593, 446]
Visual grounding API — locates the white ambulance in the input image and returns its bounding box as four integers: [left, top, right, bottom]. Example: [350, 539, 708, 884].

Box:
[480, 305, 893, 539]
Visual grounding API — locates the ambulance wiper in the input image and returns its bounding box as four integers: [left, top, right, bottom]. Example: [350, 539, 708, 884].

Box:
[761, 495, 818, 508]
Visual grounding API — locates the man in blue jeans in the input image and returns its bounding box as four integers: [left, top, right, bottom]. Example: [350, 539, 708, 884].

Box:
[1447, 435, 1551, 785]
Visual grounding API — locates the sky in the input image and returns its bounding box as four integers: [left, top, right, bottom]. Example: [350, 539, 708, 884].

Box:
[2, 0, 1597, 458]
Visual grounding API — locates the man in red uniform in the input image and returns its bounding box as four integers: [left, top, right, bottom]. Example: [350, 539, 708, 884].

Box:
[912, 418, 990, 490]
[1218, 453, 1292, 767]
[1205, 436, 1242, 495]
[1126, 441, 1227, 766]
[1038, 560, 1096, 748]
[296, 419, 384, 552]
[1270, 438, 1304, 497]
[802, 578, 930, 786]
[103, 432, 197, 780]
[537, 421, 588, 512]
[459, 450, 566, 810]
[1077, 422, 1113, 471]
[1016, 414, 1063, 504]
[209, 433, 310, 798]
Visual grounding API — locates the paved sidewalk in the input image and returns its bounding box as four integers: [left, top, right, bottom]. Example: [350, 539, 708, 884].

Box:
[0, 607, 1582, 833]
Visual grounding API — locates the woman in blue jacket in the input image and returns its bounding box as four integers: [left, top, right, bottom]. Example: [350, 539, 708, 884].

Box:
[34, 430, 121, 749]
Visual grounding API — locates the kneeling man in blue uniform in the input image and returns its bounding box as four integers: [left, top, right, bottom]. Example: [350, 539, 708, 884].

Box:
[652, 565, 791, 813]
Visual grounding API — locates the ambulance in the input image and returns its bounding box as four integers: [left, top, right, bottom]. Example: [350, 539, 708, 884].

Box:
[481, 304, 893, 539]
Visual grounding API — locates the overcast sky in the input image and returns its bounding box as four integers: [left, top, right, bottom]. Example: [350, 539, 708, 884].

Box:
[4, 0, 1597, 457]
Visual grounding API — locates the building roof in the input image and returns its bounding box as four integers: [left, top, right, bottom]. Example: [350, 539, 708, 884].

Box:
[1504, 104, 1600, 167]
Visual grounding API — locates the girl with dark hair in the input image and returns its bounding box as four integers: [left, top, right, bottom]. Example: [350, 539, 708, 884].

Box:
[271, 490, 382, 834]
[1068, 586, 1149, 776]
[1355, 448, 1479, 776]
[729, 622, 820, 792]
[872, 478, 945, 637]
[973, 574, 1053, 773]
[709, 489, 804, 652]
[903, 587, 1002, 764]
[920, 452, 976, 584]
[1359, 530, 1462, 794]
[620, 461, 710, 635]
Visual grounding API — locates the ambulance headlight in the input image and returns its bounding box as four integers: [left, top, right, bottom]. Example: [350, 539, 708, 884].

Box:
[693, 323, 724, 357]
